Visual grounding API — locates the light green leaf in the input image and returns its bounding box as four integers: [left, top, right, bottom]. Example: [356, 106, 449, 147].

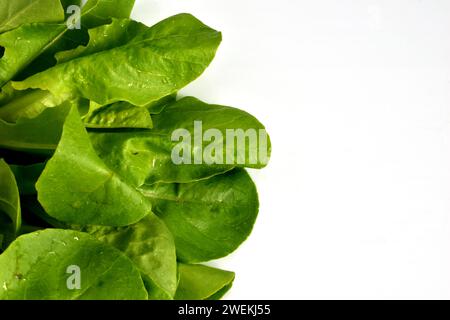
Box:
[81, 92, 176, 129]
[13, 14, 222, 107]
[0, 159, 21, 235]
[0, 229, 148, 300]
[175, 264, 235, 300]
[0, 0, 64, 34]
[0, 86, 64, 122]
[36, 106, 151, 226]
[81, 93, 176, 130]
[79, 214, 177, 299]
[150, 97, 271, 170]
[83, 101, 153, 129]
[89, 97, 270, 186]
[139, 169, 259, 263]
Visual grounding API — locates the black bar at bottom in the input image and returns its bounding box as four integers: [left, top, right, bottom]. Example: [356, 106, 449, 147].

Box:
[0, 300, 448, 318]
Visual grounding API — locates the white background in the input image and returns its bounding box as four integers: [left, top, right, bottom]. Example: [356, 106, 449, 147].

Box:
[132, 0, 450, 299]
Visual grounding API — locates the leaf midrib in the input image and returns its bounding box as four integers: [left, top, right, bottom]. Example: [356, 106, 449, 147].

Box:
[59, 28, 218, 69]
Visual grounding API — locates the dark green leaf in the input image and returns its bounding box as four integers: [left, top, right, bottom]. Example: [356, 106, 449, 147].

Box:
[61, 0, 82, 11]
[10, 163, 45, 195]
[140, 169, 259, 263]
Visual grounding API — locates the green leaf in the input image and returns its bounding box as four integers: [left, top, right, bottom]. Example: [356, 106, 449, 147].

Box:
[13, 14, 222, 107]
[0, 0, 87, 84]
[56, 16, 145, 63]
[81, 93, 176, 130]
[83, 101, 153, 129]
[0, 0, 135, 87]
[81, 93, 176, 129]
[0, 159, 21, 236]
[146, 93, 177, 114]
[0, 103, 70, 154]
[24, 202, 177, 299]
[140, 169, 259, 263]
[175, 264, 235, 300]
[150, 97, 271, 170]
[0, 0, 65, 34]
[0, 87, 64, 122]
[89, 97, 270, 186]
[0, 24, 68, 88]
[36, 106, 151, 226]
[81, 0, 135, 29]
[0, 229, 148, 299]
[13, 27, 87, 82]
[79, 214, 177, 299]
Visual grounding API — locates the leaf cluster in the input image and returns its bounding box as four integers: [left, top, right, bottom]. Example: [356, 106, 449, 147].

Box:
[0, 0, 270, 300]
